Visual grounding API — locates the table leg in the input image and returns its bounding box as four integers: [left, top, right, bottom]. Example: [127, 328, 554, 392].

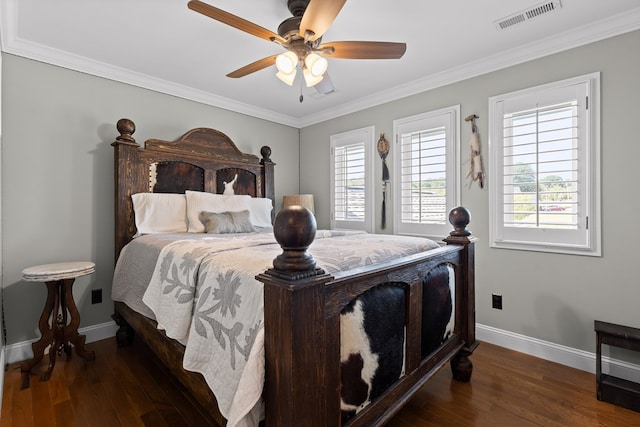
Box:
[58, 280, 71, 358]
[21, 281, 57, 374]
[41, 283, 65, 381]
[61, 278, 95, 361]
[23, 277, 95, 381]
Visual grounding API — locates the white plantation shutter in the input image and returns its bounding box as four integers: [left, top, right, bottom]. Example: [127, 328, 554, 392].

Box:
[503, 101, 579, 229]
[489, 73, 601, 255]
[393, 106, 460, 238]
[334, 143, 365, 222]
[330, 127, 374, 231]
[400, 127, 447, 225]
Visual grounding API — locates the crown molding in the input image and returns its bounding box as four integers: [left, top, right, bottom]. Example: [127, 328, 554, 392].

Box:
[2, 1, 639, 129]
[297, 7, 640, 127]
[1, 35, 300, 127]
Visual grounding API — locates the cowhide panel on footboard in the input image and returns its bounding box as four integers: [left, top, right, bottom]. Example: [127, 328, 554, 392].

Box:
[422, 264, 455, 357]
[339, 263, 455, 423]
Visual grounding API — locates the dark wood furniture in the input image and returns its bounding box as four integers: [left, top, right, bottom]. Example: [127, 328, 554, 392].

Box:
[595, 320, 640, 413]
[111, 118, 477, 426]
[21, 262, 96, 381]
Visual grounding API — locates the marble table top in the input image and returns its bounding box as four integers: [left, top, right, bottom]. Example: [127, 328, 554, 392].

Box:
[22, 261, 95, 282]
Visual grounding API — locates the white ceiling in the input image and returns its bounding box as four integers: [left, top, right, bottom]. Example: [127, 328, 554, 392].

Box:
[2, 0, 639, 127]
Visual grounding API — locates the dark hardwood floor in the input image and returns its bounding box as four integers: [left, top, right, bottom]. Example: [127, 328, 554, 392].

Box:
[2, 338, 639, 426]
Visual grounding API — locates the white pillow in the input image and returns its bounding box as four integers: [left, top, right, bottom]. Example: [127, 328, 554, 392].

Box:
[248, 197, 273, 228]
[131, 193, 188, 235]
[185, 190, 251, 233]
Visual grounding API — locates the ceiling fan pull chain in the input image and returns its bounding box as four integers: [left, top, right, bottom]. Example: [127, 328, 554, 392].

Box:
[299, 67, 304, 103]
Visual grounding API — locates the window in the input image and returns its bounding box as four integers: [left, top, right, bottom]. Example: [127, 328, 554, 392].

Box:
[489, 73, 601, 256]
[393, 106, 460, 239]
[330, 126, 375, 232]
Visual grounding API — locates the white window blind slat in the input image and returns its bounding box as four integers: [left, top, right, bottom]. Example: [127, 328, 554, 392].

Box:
[502, 100, 579, 230]
[399, 127, 448, 225]
[334, 144, 365, 222]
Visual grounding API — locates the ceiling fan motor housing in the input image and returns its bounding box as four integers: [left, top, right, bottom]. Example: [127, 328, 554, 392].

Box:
[277, 16, 302, 40]
[287, 0, 310, 17]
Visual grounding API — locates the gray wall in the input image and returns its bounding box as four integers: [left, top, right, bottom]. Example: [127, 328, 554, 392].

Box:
[300, 30, 640, 354]
[1, 55, 300, 345]
[3, 30, 639, 358]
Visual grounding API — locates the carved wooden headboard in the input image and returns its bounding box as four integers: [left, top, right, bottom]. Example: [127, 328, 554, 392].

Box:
[111, 118, 275, 259]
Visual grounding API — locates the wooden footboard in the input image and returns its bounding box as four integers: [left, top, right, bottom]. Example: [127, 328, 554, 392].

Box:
[256, 206, 477, 426]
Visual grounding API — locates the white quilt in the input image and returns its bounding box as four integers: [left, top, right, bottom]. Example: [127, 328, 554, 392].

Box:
[140, 230, 439, 427]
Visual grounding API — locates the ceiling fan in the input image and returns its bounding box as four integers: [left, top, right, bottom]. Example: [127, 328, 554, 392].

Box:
[187, 0, 407, 91]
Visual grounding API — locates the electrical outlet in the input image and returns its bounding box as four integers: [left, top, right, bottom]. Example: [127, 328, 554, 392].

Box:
[492, 294, 503, 310]
[91, 289, 102, 304]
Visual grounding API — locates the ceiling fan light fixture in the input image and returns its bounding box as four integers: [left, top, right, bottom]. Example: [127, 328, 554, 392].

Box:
[303, 66, 324, 87]
[305, 53, 328, 77]
[276, 69, 297, 86]
[275, 51, 298, 74]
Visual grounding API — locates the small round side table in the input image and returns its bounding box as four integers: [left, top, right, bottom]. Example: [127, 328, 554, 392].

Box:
[21, 261, 96, 380]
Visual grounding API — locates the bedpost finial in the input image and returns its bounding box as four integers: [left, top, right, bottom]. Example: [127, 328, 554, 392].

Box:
[260, 146, 272, 162]
[116, 118, 136, 142]
[448, 206, 471, 237]
[272, 206, 317, 272]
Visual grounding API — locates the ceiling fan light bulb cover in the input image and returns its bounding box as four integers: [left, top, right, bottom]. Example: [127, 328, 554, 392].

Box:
[275, 51, 298, 74]
[305, 53, 328, 77]
[276, 70, 297, 86]
[303, 67, 324, 87]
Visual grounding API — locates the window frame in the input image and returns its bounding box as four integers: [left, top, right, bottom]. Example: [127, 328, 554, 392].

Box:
[488, 72, 601, 256]
[392, 105, 461, 239]
[329, 126, 375, 232]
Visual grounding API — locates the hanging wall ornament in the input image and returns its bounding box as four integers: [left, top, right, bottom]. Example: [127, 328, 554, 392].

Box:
[464, 114, 485, 189]
[377, 133, 390, 229]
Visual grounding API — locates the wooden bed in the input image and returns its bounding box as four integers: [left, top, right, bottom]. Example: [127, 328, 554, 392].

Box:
[111, 118, 477, 426]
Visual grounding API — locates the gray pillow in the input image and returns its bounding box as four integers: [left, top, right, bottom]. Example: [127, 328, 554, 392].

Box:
[199, 210, 256, 234]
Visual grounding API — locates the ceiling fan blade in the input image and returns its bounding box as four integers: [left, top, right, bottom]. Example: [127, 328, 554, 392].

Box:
[188, 0, 287, 44]
[319, 41, 407, 59]
[226, 54, 278, 78]
[299, 0, 346, 42]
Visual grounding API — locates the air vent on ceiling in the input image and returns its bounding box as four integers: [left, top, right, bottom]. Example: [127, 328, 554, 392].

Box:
[494, 0, 562, 30]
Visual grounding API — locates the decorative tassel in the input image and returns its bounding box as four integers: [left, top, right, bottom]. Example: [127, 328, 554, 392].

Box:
[381, 186, 387, 229]
[382, 159, 389, 182]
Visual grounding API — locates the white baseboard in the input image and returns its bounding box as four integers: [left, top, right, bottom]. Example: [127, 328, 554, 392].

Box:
[477, 323, 640, 383]
[4, 320, 118, 365]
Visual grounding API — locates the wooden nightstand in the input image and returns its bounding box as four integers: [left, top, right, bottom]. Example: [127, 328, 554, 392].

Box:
[21, 261, 96, 380]
[595, 320, 640, 413]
